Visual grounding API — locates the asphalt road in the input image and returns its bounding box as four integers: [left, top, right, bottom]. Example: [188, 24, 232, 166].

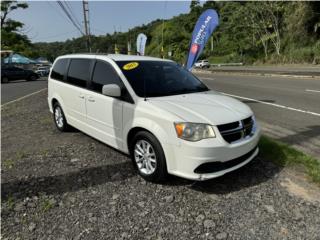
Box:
[209, 65, 320, 77]
[1, 78, 48, 104]
[197, 72, 320, 158]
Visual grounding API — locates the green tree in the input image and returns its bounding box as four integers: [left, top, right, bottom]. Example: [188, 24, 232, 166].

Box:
[31, 1, 320, 64]
[1, 1, 32, 55]
[1, 1, 28, 30]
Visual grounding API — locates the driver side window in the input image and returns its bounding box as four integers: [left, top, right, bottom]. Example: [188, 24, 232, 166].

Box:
[91, 61, 124, 93]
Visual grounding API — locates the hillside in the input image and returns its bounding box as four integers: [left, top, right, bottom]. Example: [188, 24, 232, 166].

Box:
[32, 1, 320, 64]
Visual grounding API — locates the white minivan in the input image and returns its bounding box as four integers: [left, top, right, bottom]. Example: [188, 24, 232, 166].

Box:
[48, 54, 260, 182]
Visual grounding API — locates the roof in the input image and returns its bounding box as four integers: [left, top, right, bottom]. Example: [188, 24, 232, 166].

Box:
[107, 54, 171, 62]
[58, 53, 172, 62]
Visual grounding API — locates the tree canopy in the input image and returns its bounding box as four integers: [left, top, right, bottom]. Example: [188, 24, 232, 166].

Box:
[1, 1, 32, 55]
[2, 1, 319, 64]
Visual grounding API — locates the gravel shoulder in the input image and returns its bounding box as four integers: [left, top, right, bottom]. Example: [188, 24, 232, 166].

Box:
[1, 91, 320, 240]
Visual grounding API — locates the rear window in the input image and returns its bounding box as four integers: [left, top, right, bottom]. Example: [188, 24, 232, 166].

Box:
[67, 59, 92, 88]
[51, 58, 68, 81]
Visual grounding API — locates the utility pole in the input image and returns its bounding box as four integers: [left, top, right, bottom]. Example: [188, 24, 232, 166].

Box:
[82, 0, 91, 52]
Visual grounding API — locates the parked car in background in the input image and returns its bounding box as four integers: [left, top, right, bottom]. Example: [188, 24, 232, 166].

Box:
[48, 54, 260, 182]
[35, 66, 50, 77]
[195, 60, 210, 68]
[1, 65, 39, 83]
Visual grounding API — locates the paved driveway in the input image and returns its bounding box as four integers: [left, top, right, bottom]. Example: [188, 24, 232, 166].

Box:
[1, 78, 47, 104]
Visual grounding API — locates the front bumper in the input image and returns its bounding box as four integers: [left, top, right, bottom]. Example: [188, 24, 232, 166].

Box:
[164, 124, 261, 181]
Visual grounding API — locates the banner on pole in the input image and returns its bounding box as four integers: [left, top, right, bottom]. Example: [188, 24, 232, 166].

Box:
[136, 33, 147, 56]
[186, 9, 219, 70]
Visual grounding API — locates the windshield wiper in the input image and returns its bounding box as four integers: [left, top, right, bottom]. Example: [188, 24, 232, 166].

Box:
[170, 86, 208, 95]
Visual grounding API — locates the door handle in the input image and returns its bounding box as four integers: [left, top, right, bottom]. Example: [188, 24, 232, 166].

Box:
[88, 96, 95, 102]
[79, 94, 85, 99]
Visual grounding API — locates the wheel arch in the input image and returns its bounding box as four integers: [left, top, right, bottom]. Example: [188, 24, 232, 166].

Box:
[125, 119, 172, 154]
[127, 127, 159, 153]
[50, 95, 68, 121]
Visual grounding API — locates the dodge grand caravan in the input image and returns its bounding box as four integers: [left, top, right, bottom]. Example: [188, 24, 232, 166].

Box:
[48, 54, 260, 182]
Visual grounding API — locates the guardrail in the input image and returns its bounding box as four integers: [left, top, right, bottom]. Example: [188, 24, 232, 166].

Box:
[210, 63, 244, 67]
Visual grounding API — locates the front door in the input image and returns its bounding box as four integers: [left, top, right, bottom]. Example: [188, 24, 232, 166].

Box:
[86, 92, 123, 149]
[86, 60, 125, 149]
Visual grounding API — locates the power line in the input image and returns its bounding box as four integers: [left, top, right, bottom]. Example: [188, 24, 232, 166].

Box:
[57, 1, 83, 35]
[47, 1, 71, 24]
[63, 0, 82, 29]
[56, 1, 84, 36]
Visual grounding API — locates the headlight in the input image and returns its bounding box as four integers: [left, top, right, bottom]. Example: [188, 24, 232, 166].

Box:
[174, 122, 216, 141]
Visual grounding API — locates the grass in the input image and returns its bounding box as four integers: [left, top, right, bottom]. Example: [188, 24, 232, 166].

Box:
[259, 135, 320, 184]
[3, 158, 15, 169]
[2, 151, 27, 170]
[41, 199, 55, 212]
[6, 195, 15, 210]
[208, 55, 232, 64]
[15, 151, 27, 160]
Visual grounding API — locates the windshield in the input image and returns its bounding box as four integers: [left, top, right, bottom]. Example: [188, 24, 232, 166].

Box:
[116, 60, 209, 98]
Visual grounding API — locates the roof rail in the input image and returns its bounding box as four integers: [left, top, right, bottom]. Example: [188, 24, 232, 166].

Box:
[66, 52, 110, 55]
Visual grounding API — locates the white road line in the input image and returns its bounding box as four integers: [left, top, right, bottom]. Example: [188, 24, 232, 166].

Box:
[221, 92, 320, 117]
[1, 88, 47, 107]
[201, 77, 215, 81]
[306, 89, 320, 93]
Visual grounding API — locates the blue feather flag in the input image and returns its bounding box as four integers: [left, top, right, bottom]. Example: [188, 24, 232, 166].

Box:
[186, 9, 219, 70]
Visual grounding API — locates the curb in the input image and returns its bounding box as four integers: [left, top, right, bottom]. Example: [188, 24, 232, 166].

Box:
[194, 69, 320, 79]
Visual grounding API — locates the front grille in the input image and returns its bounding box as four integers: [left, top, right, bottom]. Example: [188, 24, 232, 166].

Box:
[194, 146, 258, 174]
[217, 116, 255, 144]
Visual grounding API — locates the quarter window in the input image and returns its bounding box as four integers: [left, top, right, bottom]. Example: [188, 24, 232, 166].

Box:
[91, 61, 123, 93]
[67, 59, 91, 88]
[51, 58, 68, 81]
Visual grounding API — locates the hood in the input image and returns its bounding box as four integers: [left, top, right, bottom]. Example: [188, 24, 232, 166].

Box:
[148, 91, 252, 125]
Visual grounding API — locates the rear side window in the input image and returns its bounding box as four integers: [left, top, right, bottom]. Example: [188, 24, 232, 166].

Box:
[51, 58, 68, 81]
[67, 59, 91, 88]
[91, 61, 123, 93]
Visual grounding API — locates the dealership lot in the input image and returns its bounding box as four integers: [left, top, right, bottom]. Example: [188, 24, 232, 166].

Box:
[1, 77, 48, 104]
[1, 91, 320, 239]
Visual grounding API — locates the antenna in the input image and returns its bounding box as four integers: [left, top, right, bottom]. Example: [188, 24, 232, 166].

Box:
[143, 72, 147, 101]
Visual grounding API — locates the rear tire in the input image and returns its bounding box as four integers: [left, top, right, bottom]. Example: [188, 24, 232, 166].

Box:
[53, 102, 70, 132]
[28, 75, 37, 81]
[130, 131, 168, 182]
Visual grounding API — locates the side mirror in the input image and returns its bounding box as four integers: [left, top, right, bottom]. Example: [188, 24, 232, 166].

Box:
[102, 84, 121, 97]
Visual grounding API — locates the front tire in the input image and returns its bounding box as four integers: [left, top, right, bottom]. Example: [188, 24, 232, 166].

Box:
[130, 131, 168, 182]
[28, 75, 37, 81]
[53, 102, 70, 132]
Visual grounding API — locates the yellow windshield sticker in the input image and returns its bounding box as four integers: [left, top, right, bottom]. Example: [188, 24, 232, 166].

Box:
[123, 62, 139, 70]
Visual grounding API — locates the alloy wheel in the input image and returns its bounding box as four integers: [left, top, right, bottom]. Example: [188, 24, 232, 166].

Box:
[54, 106, 64, 128]
[134, 140, 157, 175]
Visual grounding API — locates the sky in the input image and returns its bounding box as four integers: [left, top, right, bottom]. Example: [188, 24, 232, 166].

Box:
[9, 1, 193, 43]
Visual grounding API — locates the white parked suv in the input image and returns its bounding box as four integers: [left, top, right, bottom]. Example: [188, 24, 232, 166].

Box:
[195, 60, 210, 68]
[48, 54, 260, 182]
